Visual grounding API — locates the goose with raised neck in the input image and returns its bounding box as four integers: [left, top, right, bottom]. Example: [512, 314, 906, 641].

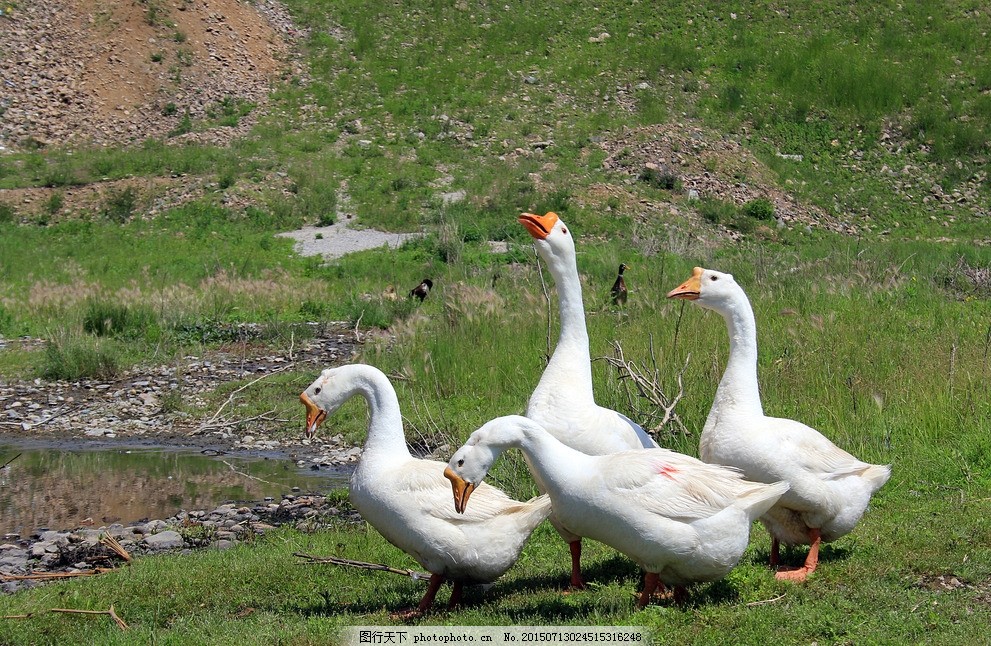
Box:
[518, 211, 657, 590]
[668, 267, 891, 582]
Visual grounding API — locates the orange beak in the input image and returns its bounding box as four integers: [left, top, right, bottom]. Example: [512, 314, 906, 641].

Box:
[518, 212, 559, 240]
[667, 267, 704, 300]
[444, 466, 476, 514]
[300, 392, 327, 439]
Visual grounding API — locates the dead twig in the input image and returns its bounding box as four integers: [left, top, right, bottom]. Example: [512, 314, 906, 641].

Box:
[1, 613, 33, 619]
[0, 569, 114, 582]
[101, 533, 133, 563]
[1, 453, 22, 469]
[193, 366, 292, 435]
[745, 593, 787, 607]
[192, 410, 288, 434]
[220, 459, 281, 486]
[597, 339, 691, 438]
[0, 406, 72, 431]
[51, 605, 128, 631]
[533, 246, 553, 364]
[354, 311, 364, 344]
[293, 552, 430, 581]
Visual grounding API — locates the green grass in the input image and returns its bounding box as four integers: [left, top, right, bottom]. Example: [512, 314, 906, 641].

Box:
[2, 0, 991, 642]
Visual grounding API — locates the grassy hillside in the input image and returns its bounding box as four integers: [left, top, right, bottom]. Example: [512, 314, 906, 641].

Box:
[1, 1, 990, 643]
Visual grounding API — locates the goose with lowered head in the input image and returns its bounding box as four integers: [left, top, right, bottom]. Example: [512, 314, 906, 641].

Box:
[667, 267, 891, 582]
[518, 211, 658, 589]
[300, 364, 552, 618]
[444, 415, 789, 607]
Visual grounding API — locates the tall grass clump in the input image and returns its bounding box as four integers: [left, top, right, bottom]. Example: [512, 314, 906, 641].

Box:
[82, 299, 160, 340]
[42, 329, 123, 380]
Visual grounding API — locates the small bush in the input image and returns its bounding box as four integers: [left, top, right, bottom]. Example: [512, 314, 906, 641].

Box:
[162, 102, 177, 116]
[639, 165, 681, 191]
[42, 330, 122, 380]
[45, 192, 64, 215]
[169, 111, 193, 137]
[102, 187, 138, 223]
[743, 197, 775, 221]
[698, 198, 737, 225]
[0, 202, 15, 224]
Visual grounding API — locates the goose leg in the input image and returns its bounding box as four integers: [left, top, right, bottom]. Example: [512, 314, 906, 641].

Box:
[447, 580, 464, 609]
[769, 536, 781, 567]
[775, 528, 822, 582]
[566, 540, 586, 590]
[637, 572, 660, 608]
[391, 573, 444, 620]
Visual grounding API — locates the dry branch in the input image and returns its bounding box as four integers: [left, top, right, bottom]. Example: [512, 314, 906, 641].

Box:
[1, 613, 33, 619]
[0, 569, 113, 582]
[101, 533, 133, 563]
[51, 605, 128, 630]
[597, 339, 691, 438]
[1, 453, 21, 469]
[190, 365, 292, 435]
[293, 552, 430, 581]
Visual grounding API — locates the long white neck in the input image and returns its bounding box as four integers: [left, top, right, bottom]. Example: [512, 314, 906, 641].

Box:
[534, 253, 594, 400]
[498, 419, 591, 492]
[711, 294, 764, 417]
[346, 368, 410, 460]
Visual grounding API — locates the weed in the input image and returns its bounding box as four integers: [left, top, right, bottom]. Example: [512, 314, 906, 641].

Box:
[743, 197, 775, 221]
[161, 102, 177, 116]
[42, 329, 122, 380]
[82, 299, 158, 339]
[0, 202, 15, 224]
[101, 186, 138, 223]
[45, 192, 64, 215]
[150, 51, 165, 63]
[169, 111, 193, 137]
[698, 197, 737, 225]
[173, 31, 186, 43]
[639, 165, 681, 191]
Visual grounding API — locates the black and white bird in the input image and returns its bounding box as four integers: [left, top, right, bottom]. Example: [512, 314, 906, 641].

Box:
[409, 278, 433, 302]
[610, 263, 629, 306]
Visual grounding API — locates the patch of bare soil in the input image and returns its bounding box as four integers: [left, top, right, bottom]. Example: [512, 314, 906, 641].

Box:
[0, 0, 303, 150]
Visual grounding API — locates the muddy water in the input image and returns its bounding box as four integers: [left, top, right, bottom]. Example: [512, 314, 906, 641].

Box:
[0, 441, 350, 538]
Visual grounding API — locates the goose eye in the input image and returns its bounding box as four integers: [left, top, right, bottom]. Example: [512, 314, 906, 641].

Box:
[561, 227, 568, 235]
[710, 275, 718, 281]
[314, 387, 321, 394]
[457, 459, 464, 467]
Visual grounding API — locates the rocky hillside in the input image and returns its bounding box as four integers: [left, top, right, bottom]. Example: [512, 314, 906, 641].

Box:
[0, 0, 303, 150]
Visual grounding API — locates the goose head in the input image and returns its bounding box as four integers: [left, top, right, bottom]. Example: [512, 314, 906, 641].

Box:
[299, 367, 352, 439]
[518, 212, 577, 271]
[444, 415, 530, 513]
[666, 266, 741, 313]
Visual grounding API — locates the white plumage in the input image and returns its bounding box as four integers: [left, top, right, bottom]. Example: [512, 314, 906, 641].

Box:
[668, 267, 891, 581]
[518, 211, 657, 588]
[446, 415, 788, 606]
[300, 364, 551, 617]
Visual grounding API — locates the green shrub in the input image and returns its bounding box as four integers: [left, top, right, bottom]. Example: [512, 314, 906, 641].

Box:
[698, 198, 738, 225]
[102, 187, 138, 223]
[743, 197, 775, 221]
[0, 202, 15, 224]
[639, 166, 681, 191]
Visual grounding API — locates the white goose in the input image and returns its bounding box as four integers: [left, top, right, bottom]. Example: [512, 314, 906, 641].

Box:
[667, 267, 891, 582]
[300, 364, 552, 618]
[444, 415, 789, 607]
[519, 211, 657, 589]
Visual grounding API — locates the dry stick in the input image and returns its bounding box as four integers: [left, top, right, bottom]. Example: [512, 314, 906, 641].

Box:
[293, 552, 430, 581]
[51, 605, 128, 631]
[0, 569, 113, 581]
[195, 410, 287, 433]
[100, 533, 133, 563]
[599, 341, 690, 436]
[1, 453, 21, 469]
[220, 459, 281, 487]
[0, 406, 72, 431]
[193, 365, 292, 434]
[2, 613, 32, 619]
[354, 311, 364, 344]
[745, 593, 786, 607]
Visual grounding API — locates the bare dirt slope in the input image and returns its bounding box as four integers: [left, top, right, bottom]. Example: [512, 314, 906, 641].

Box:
[0, 0, 301, 150]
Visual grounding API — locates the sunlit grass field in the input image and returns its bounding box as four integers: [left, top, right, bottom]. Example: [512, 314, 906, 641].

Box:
[2, 0, 991, 643]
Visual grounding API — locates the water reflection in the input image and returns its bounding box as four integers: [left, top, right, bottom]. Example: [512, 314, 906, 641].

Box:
[0, 442, 349, 538]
